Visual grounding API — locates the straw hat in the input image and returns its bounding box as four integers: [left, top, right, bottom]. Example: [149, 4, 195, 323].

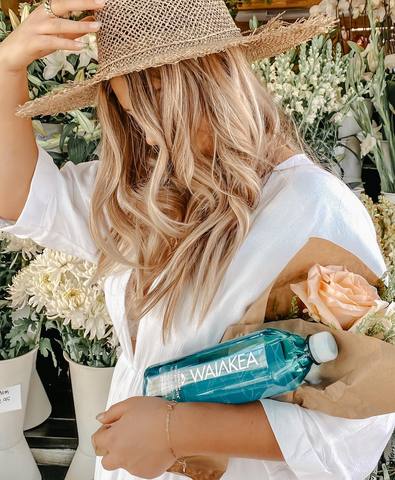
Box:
[18, 0, 333, 118]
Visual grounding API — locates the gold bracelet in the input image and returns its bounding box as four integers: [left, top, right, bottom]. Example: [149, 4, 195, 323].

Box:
[166, 401, 187, 474]
[166, 401, 178, 460]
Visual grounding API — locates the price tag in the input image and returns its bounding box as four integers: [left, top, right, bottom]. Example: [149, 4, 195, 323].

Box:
[0, 385, 22, 414]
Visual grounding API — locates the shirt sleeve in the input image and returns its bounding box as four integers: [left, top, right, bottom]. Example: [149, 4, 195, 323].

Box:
[259, 164, 395, 479]
[0, 145, 99, 263]
[261, 399, 395, 479]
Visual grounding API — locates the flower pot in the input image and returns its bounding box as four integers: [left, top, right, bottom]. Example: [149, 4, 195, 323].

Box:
[23, 368, 52, 431]
[338, 114, 362, 139]
[338, 137, 363, 186]
[64, 353, 115, 480]
[0, 348, 41, 480]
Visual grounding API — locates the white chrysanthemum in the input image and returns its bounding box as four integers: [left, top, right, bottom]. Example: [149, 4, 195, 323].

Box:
[8, 248, 113, 341]
[0, 231, 43, 259]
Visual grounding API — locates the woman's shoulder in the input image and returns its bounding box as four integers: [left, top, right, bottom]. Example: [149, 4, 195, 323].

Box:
[255, 152, 385, 277]
[267, 151, 356, 212]
[257, 149, 379, 249]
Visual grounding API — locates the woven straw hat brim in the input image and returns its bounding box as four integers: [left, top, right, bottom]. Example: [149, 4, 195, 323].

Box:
[17, 15, 334, 118]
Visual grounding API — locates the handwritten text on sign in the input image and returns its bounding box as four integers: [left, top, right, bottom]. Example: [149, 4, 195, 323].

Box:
[0, 384, 22, 413]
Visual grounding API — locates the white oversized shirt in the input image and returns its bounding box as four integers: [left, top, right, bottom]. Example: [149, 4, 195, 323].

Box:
[1, 146, 395, 480]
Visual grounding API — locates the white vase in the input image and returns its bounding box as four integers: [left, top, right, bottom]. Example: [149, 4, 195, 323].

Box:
[0, 348, 41, 480]
[64, 353, 115, 480]
[338, 114, 362, 139]
[23, 368, 52, 431]
[338, 137, 363, 186]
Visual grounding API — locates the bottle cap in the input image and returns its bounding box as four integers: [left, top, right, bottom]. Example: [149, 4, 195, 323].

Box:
[308, 332, 338, 364]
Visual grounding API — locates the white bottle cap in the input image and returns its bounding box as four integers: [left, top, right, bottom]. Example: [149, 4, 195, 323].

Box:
[308, 332, 338, 364]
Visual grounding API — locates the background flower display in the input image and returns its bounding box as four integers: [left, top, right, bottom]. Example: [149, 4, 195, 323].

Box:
[310, 0, 395, 195]
[253, 34, 364, 174]
[8, 248, 118, 367]
[0, 232, 49, 360]
[8, 2, 101, 165]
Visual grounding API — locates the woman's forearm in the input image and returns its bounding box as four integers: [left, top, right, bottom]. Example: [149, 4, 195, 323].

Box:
[171, 401, 284, 461]
[0, 45, 37, 221]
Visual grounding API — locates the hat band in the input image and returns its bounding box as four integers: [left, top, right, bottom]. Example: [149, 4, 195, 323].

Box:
[98, 27, 242, 72]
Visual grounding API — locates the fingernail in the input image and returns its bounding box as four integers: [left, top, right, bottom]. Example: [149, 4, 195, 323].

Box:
[90, 21, 102, 29]
[95, 0, 106, 4]
[96, 412, 105, 421]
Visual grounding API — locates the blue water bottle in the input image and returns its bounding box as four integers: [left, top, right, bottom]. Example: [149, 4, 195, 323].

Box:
[143, 328, 338, 403]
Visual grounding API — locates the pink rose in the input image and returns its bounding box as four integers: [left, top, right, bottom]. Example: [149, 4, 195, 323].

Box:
[290, 264, 381, 330]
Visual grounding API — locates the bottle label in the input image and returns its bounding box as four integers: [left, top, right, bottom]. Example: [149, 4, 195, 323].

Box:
[149, 348, 267, 398]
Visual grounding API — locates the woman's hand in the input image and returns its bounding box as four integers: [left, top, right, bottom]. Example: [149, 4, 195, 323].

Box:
[93, 396, 283, 478]
[0, 0, 105, 73]
[92, 397, 177, 478]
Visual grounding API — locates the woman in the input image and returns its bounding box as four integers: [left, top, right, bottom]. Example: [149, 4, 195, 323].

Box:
[0, 0, 394, 479]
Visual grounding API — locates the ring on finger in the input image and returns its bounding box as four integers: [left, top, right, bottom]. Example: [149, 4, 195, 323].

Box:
[43, 0, 62, 19]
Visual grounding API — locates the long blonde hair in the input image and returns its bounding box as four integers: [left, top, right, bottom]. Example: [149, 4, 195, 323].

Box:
[91, 47, 301, 339]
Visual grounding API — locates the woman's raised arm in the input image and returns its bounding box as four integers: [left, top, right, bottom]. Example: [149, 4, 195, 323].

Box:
[0, 0, 103, 221]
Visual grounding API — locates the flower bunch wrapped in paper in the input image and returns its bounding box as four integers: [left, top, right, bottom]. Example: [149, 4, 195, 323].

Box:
[156, 239, 395, 480]
[146, 240, 395, 421]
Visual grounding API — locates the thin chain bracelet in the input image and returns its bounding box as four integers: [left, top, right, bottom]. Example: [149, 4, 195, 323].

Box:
[166, 401, 187, 474]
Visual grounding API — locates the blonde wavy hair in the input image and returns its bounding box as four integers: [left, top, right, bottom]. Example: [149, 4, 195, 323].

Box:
[91, 47, 302, 339]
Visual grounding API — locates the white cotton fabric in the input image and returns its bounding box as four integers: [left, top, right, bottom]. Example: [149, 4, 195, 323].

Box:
[1, 145, 395, 480]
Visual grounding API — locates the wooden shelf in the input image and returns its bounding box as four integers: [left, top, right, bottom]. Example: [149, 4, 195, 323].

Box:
[237, 0, 319, 10]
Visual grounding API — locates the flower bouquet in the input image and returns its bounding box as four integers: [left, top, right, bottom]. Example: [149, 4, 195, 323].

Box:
[7, 247, 119, 367]
[163, 256, 395, 480]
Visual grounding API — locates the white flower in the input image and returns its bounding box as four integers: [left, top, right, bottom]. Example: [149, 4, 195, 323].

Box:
[361, 43, 379, 73]
[43, 51, 75, 80]
[8, 249, 113, 341]
[76, 34, 99, 69]
[0, 231, 42, 260]
[360, 133, 377, 156]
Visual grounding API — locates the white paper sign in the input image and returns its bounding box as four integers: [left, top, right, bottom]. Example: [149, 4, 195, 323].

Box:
[0, 384, 22, 413]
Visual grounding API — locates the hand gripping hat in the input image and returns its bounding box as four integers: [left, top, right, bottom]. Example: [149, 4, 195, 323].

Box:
[17, 0, 333, 117]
